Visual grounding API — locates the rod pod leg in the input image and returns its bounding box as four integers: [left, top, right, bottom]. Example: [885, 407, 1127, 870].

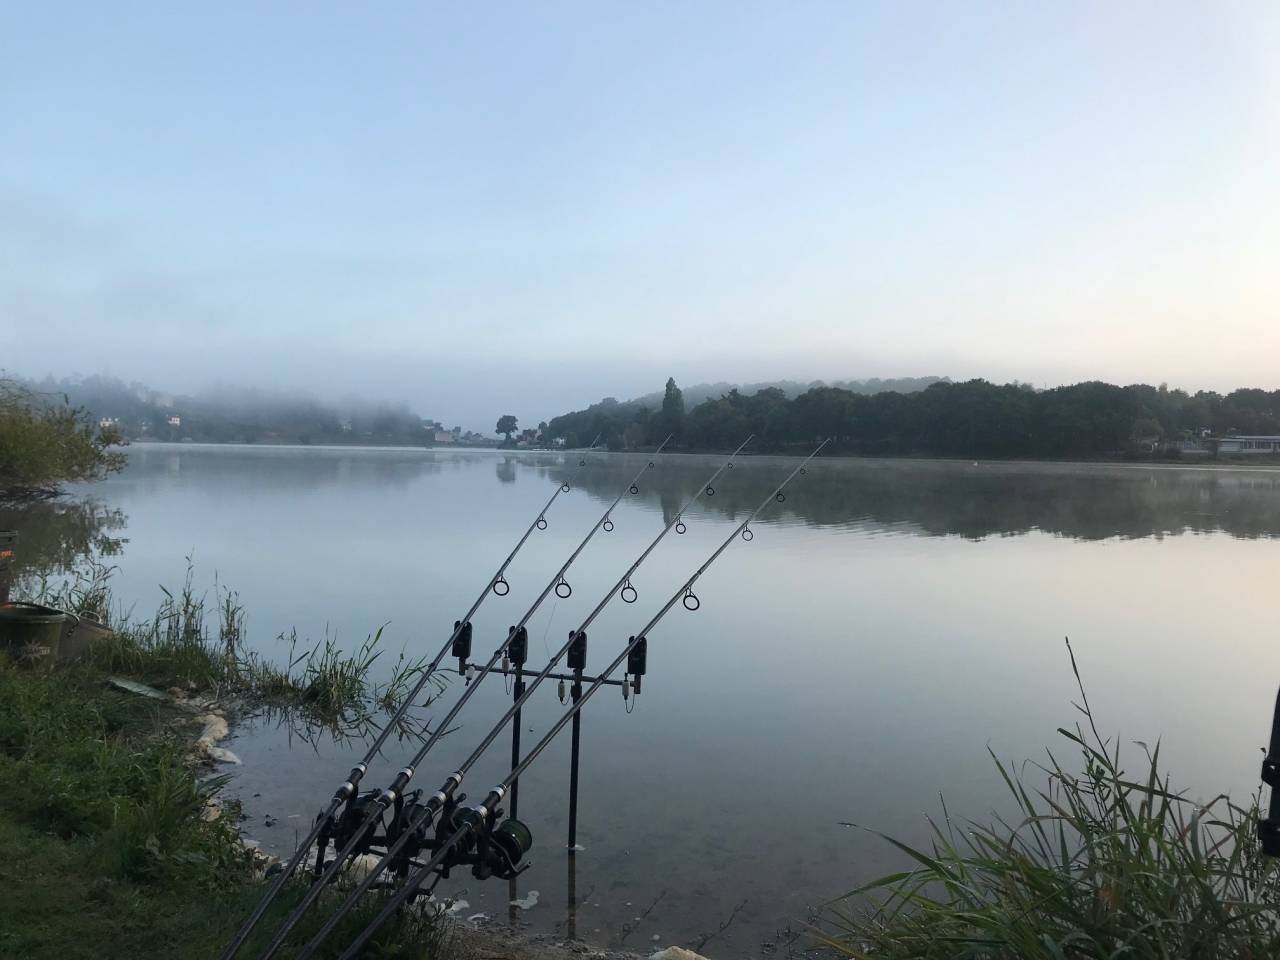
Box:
[568, 672, 583, 850]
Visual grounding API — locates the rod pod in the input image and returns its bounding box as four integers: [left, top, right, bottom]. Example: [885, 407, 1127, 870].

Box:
[290, 437, 757, 960]
[319, 442, 827, 960]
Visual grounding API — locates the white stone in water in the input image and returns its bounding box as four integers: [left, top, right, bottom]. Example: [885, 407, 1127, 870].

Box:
[508, 890, 540, 910]
[650, 949, 712, 960]
[205, 746, 242, 765]
[196, 713, 229, 747]
[347, 854, 384, 881]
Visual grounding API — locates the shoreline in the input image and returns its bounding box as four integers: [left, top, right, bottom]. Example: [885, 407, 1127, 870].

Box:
[114, 438, 1280, 472]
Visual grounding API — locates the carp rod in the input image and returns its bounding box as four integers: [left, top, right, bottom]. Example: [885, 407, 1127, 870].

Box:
[219, 433, 603, 960]
[252, 436, 673, 960]
[319, 440, 828, 960]
[290, 435, 756, 960]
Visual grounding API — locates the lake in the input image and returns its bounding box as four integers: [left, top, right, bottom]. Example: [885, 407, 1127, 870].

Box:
[9, 443, 1280, 957]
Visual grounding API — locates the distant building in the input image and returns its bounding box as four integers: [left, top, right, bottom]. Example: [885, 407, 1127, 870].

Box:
[433, 431, 455, 444]
[1217, 435, 1280, 454]
[98, 416, 119, 430]
[167, 415, 181, 428]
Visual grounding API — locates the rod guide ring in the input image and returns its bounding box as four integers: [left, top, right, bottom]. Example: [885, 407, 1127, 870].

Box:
[555, 579, 573, 599]
[536, 516, 547, 531]
[675, 520, 687, 535]
[682, 590, 700, 612]
[620, 582, 638, 604]
[776, 492, 786, 503]
[603, 518, 614, 532]
[493, 577, 510, 596]
[705, 484, 715, 496]
[742, 527, 753, 541]
[629, 483, 639, 495]
[561, 482, 571, 492]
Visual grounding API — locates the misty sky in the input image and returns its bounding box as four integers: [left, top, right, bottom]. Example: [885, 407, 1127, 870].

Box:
[3, 2, 1277, 430]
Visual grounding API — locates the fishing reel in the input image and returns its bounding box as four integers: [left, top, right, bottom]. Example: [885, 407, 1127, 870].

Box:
[313, 789, 385, 875]
[428, 798, 533, 884]
[381, 788, 440, 877]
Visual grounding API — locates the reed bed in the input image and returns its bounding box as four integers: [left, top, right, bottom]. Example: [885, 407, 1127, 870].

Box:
[818, 641, 1280, 959]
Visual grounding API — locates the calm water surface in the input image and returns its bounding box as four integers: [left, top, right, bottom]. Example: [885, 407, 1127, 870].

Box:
[11, 444, 1280, 956]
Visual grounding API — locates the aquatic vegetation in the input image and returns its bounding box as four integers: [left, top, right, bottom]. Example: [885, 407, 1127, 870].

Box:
[818, 642, 1280, 958]
[21, 557, 444, 736]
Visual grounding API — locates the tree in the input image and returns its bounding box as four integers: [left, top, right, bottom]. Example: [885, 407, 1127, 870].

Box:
[654, 377, 685, 442]
[0, 379, 126, 499]
[496, 414, 518, 441]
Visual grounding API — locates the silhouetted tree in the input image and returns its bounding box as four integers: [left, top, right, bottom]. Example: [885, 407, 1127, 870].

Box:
[496, 414, 518, 441]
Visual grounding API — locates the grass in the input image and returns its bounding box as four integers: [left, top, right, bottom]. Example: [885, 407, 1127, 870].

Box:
[817, 641, 1280, 959]
[0, 633, 460, 959]
[2, 558, 461, 958]
[22, 557, 443, 736]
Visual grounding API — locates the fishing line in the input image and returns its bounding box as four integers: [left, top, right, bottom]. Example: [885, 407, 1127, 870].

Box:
[218, 434, 602, 960]
[290, 436, 758, 960]
[328, 440, 828, 960]
[253, 438, 672, 960]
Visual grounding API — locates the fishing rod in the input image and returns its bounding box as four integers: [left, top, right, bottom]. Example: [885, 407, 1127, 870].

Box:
[253, 437, 673, 960]
[290, 436, 756, 960]
[322, 441, 827, 960]
[219, 434, 602, 960]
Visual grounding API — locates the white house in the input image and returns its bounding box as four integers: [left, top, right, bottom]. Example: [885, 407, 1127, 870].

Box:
[1217, 435, 1280, 454]
[167, 415, 181, 428]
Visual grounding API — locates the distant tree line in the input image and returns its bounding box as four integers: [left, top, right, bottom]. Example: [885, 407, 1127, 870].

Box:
[14, 375, 463, 447]
[545, 378, 1280, 458]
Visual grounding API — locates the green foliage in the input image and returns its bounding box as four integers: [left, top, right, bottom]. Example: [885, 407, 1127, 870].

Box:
[0, 665, 457, 959]
[495, 413, 518, 440]
[0, 666, 249, 883]
[0, 378, 126, 497]
[546, 377, 1280, 458]
[817, 643, 1280, 959]
[655, 376, 686, 440]
[22, 559, 442, 738]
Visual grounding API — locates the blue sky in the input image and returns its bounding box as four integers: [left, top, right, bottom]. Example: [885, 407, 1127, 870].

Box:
[2, 2, 1277, 428]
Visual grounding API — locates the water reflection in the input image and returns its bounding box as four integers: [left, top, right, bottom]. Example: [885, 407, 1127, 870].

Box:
[551, 456, 1280, 541]
[15, 445, 1280, 957]
[0, 497, 128, 583]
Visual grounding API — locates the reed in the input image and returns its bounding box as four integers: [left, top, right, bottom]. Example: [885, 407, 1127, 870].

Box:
[21, 558, 443, 734]
[817, 641, 1280, 959]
